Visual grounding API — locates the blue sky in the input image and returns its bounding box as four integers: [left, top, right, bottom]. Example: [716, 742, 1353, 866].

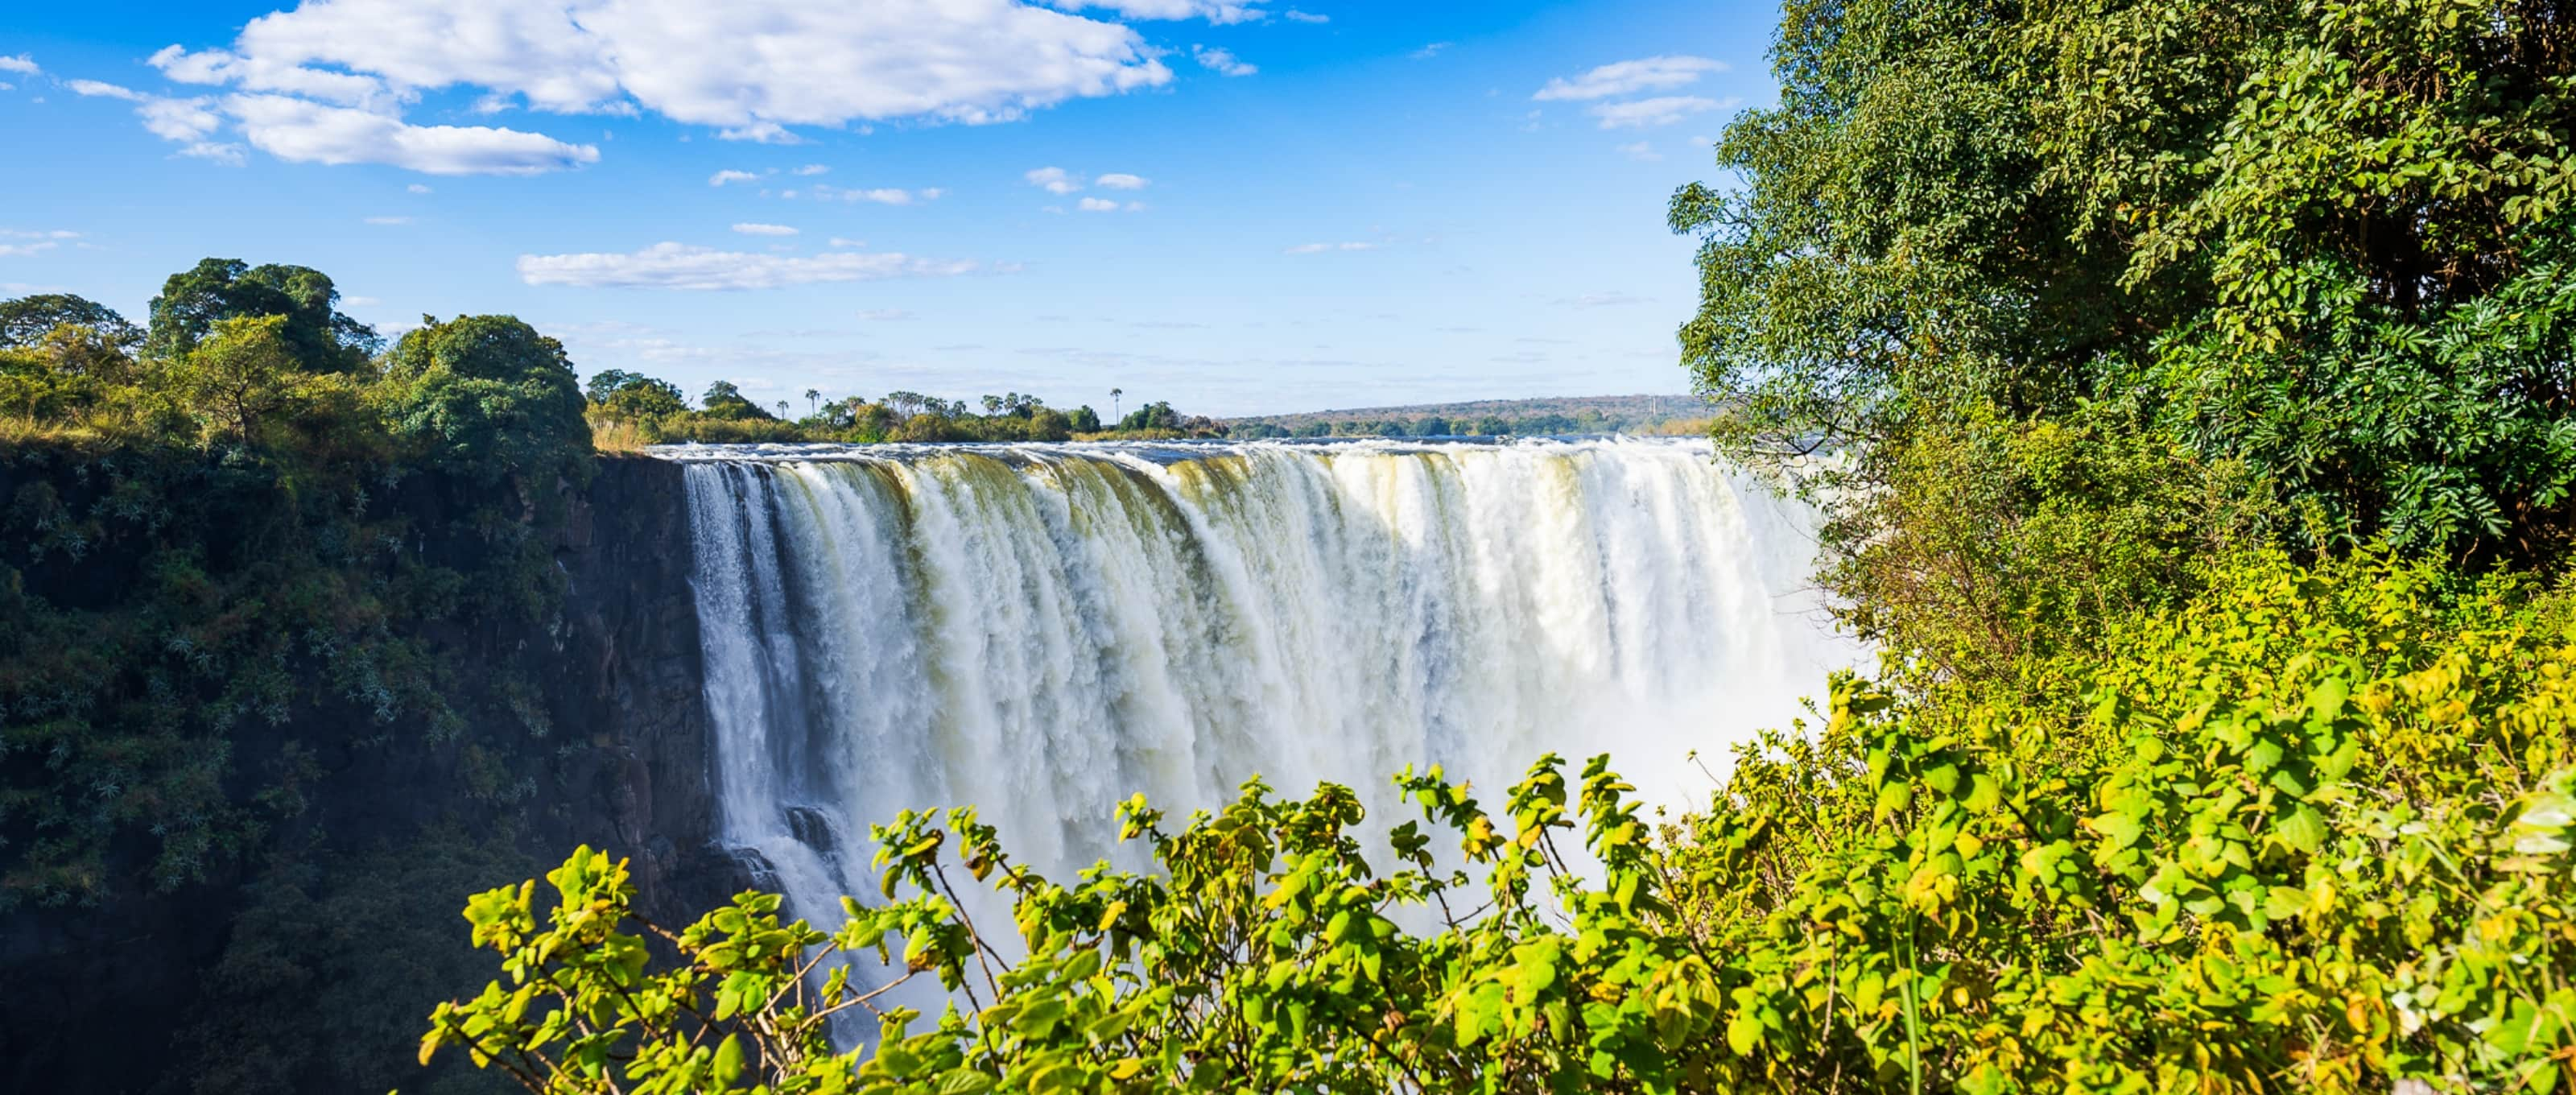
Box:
[1, 2, 1778, 417]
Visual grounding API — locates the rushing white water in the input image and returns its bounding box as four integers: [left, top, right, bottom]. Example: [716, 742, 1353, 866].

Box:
[675, 437, 1856, 934]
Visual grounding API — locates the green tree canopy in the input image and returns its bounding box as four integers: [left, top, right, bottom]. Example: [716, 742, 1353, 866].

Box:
[0, 293, 141, 349]
[585, 369, 690, 419]
[698, 380, 774, 421]
[1676, 0, 2576, 564]
[378, 314, 591, 486]
[146, 258, 382, 373]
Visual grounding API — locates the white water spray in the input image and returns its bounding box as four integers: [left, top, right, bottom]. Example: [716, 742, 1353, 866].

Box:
[675, 438, 1856, 930]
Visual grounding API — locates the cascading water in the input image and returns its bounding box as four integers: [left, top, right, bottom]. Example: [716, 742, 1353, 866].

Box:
[674, 437, 1856, 937]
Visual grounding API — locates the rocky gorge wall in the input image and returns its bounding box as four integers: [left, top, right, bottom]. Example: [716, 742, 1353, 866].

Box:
[0, 452, 741, 1094]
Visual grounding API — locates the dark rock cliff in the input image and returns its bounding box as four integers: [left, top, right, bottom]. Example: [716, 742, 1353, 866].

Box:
[0, 453, 745, 1093]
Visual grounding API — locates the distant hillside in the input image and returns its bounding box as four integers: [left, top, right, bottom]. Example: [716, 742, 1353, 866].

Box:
[1227, 394, 1715, 438]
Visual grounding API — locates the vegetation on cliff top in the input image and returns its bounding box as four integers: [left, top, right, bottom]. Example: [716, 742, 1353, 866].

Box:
[427, 0, 2576, 1090]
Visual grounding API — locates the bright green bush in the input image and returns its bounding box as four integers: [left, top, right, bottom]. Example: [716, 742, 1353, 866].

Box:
[426, 552, 2576, 1093]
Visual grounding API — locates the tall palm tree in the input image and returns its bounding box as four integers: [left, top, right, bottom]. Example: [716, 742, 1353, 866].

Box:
[805, 388, 820, 417]
[1111, 387, 1124, 421]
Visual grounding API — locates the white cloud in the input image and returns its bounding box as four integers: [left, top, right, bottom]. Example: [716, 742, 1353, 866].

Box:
[1094, 172, 1147, 189]
[1410, 43, 1451, 60]
[1616, 141, 1660, 162]
[142, 0, 1174, 160]
[1533, 56, 1723, 101]
[1588, 95, 1728, 129]
[1283, 9, 1327, 23]
[731, 221, 799, 236]
[793, 163, 829, 176]
[1192, 45, 1255, 76]
[227, 93, 600, 173]
[1285, 242, 1376, 254]
[709, 169, 762, 186]
[0, 55, 38, 76]
[66, 79, 143, 101]
[517, 241, 980, 290]
[814, 184, 925, 205]
[1, 230, 82, 240]
[1076, 196, 1119, 212]
[1048, 0, 1266, 23]
[68, 80, 246, 163]
[408, 182, 432, 192]
[1025, 166, 1080, 194]
[0, 242, 62, 258]
[364, 215, 413, 224]
[827, 237, 866, 248]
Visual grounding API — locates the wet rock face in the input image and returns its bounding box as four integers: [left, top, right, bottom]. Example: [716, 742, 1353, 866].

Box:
[539, 455, 742, 921]
[0, 453, 747, 1093]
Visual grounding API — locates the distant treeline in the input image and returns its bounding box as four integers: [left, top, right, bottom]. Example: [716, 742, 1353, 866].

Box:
[587, 372, 1230, 447]
[1228, 393, 1711, 438]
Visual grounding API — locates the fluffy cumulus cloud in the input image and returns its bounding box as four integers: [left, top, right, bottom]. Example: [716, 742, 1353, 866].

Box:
[1589, 96, 1728, 130]
[1025, 166, 1081, 194]
[1192, 45, 1256, 76]
[1532, 56, 1723, 101]
[708, 169, 761, 186]
[517, 242, 980, 290]
[730, 222, 799, 236]
[226, 93, 600, 173]
[1094, 172, 1148, 189]
[105, 0, 1195, 174]
[1075, 196, 1121, 212]
[1282, 9, 1327, 23]
[0, 53, 38, 88]
[68, 79, 246, 163]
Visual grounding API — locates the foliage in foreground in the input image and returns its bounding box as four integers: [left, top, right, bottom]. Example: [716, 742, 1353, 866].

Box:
[427, 553, 2576, 1093]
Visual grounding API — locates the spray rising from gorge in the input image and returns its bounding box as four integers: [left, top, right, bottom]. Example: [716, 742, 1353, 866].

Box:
[676, 438, 1856, 923]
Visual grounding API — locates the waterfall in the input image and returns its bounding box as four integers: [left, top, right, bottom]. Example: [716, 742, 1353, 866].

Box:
[675, 437, 1856, 933]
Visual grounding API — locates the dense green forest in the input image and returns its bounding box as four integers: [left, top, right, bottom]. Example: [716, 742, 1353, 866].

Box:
[422, 0, 2576, 1093]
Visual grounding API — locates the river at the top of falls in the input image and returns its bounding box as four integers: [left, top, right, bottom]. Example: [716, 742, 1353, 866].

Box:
[676, 435, 1860, 945]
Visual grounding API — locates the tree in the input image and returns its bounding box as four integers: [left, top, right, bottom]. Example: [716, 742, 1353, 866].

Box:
[1117, 400, 1179, 432]
[167, 314, 303, 445]
[586, 370, 687, 419]
[1068, 405, 1101, 433]
[146, 258, 380, 372]
[1110, 386, 1123, 420]
[698, 381, 772, 421]
[0, 294, 141, 350]
[805, 388, 821, 418]
[1673, 0, 2576, 676]
[378, 314, 591, 486]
